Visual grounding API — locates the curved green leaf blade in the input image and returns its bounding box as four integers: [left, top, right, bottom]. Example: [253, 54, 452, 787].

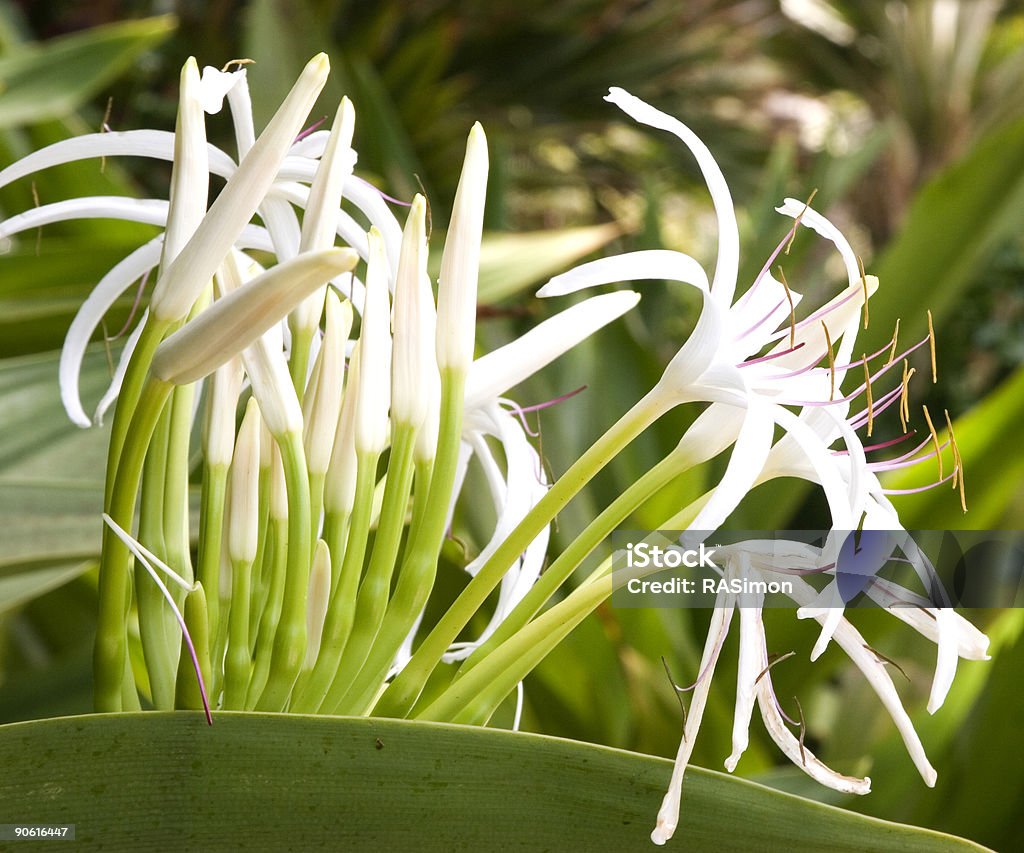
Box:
[0, 713, 988, 851]
[0, 17, 176, 129]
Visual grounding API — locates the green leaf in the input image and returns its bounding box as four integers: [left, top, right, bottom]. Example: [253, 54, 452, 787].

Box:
[429, 224, 621, 305]
[0, 17, 176, 128]
[0, 559, 94, 615]
[865, 117, 1024, 352]
[0, 713, 988, 851]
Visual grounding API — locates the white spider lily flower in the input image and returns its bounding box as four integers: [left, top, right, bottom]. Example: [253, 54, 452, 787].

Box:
[152, 247, 358, 386]
[391, 195, 435, 428]
[354, 229, 393, 455]
[436, 123, 488, 373]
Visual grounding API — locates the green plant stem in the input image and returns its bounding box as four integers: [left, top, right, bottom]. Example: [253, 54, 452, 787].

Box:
[136, 406, 175, 709]
[458, 446, 694, 677]
[175, 583, 213, 712]
[246, 515, 288, 708]
[292, 451, 380, 713]
[288, 325, 314, 400]
[373, 387, 670, 719]
[224, 557, 254, 709]
[253, 430, 312, 711]
[421, 491, 711, 725]
[162, 384, 196, 583]
[340, 370, 469, 717]
[320, 422, 418, 711]
[331, 456, 434, 714]
[196, 461, 228, 662]
[94, 376, 174, 712]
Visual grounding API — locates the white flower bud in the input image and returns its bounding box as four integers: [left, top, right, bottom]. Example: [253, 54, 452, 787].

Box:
[152, 247, 358, 386]
[354, 228, 392, 454]
[227, 398, 261, 564]
[151, 53, 330, 322]
[202, 356, 243, 467]
[392, 195, 437, 427]
[323, 345, 361, 515]
[303, 289, 354, 475]
[436, 122, 488, 372]
[304, 539, 332, 669]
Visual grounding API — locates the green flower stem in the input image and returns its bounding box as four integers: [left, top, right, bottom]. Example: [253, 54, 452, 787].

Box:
[373, 387, 670, 719]
[292, 451, 380, 713]
[329, 456, 434, 715]
[246, 515, 288, 709]
[287, 324, 314, 400]
[323, 509, 350, 591]
[223, 557, 254, 709]
[249, 470, 273, 645]
[175, 582, 212, 712]
[94, 375, 174, 712]
[308, 471, 326, 553]
[340, 370, 468, 717]
[458, 446, 695, 678]
[196, 461, 228, 662]
[422, 491, 711, 725]
[320, 422, 418, 711]
[103, 317, 171, 505]
[136, 407, 176, 709]
[253, 430, 312, 711]
[163, 382, 197, 582]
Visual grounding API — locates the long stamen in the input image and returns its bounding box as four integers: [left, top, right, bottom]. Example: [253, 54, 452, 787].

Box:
[738, 342, 806, 368]
[928, 309, 937, 383]
[944, 409, 967, 512]
[862, 356, 874, 436]
[900, 360, 914, 432]
[833, 431, 916, 456]
[848, 382, 903, 429]
[784, 188, 818, 255]
[822, 322, 835, 400]
[102, 514, 212, 725]
[887, 318, 900, 365]
[921, 405, 943, 480]
[883, 468, 957, 495]
[777, 266, 796, 348]
[869, 437, 950, 472]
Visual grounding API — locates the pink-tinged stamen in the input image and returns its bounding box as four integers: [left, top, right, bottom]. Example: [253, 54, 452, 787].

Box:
[735, 228, 795, 310]
[848, 383, 903, 428]
[786, 336, 932, 409]
[762, 287, 862, 348]
[503, 386, 587, 437]
[738, 342, 806, 368]
[108, 268, 153, 342]
[738, 297, 786, 340]
[883, 467, 958, 495]
[102, 514, 213, 725]
[295, 116, 327, 142]
[766, 337, 898, 382]
[833, 431, 916, 455]
[870, 439, 950, 473]
[351, 176, 413, 207]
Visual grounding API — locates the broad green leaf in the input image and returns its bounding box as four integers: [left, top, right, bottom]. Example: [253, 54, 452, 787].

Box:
[865, 117, 1024, 353]
[0, 713, 989, 851]
[0, 17, 176, 128]
[0, 483, 101, 567]
[0, 559, 94, 614]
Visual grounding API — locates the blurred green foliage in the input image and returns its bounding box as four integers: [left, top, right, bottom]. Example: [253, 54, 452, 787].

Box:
[1, 1, 1022, 849]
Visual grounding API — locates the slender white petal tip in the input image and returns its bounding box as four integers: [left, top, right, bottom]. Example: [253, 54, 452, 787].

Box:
[437, 122, 488, 372]
[153, 248, 357, 385]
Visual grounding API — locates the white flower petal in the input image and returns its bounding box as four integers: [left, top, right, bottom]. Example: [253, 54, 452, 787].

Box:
[726, 556, 765, 772]
[538, 250, 708, 298]
[607, 87, 738, 306]
[58, 236, 164, 427]
[776, 198, 859, 285]
[927, 608, 962, 714]
[465, 291, 640, 409]
[93, 312, 147, 427]
[198, 66, 245, 114]
[0, 197, 169, 240]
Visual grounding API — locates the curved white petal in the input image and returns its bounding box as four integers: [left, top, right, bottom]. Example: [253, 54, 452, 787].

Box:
[465, 290, 640, 409]
[726, 556, 765, 772]
[538, 250, 708, 298]
[776, 198, 859, 286]
[0, 197, 169, 240]
[927, 608, 961, 714]
[94, 312, 147, 427]
[198, 66, 245, 114]
[607, 87, 738, 306]
[58, 236, 164, 427]
[690, 401, 774, 531]
[0, 131, 236, 191]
